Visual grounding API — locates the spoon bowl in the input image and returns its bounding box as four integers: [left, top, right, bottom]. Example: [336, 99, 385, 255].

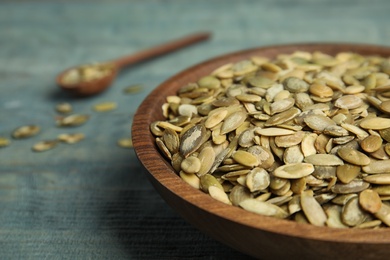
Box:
[56, 63, 118, 96]
[57, 32, 211, 96]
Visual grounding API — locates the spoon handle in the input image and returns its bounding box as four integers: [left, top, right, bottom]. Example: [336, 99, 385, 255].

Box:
[112, 32, 211, 69]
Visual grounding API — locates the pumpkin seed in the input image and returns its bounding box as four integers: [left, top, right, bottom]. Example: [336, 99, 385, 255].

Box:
[123, 84, 143, 94]
[180, 171, 200, 189]
[247, 145, 275, 169]
[197, 146, 215, 176]
[205, 108, 228, 129]
[355, 220, 382, 229]
[273, 163, 314, 179]
[290, 178, 306, 194]
[283, 145, 304, 164]
[304, 154, 344, 166]
[309, 83, 333, 98]
[337, 147, 370, 166]
[379, 128, 390, 142]
[0, 137, 11, 147]
[32, 140, 58, 152]
[331, 180, 370, 194]
[239, 199, 289, 218]
[198, 75, 220, 89]
[362, 159, 390, 174]
[360, 135, 382, 152]
[57, 114, 90, 127]
[336, 164, 361, 184]
[325, 205, 348, 228]
[364, 173, 390, 184]
[274, 131, 304, 147]
[301, 190, 327, 226]
[179, 124, 207, 158]
[181, 156, 201, 174]
[246, 167, 270, 192]
[374, 202, 390, 227]
[12, 125, 40, 139]
[304, 114, 336, 132]
[265, 107, 301, 126]
[209, 186, 232, 205]
[334, 95, 363, 109]
[255, 127, 295, 136]
[156, 137, 172, 160]
[371, 185, 390, 196]
[229, 185, 253, 206]
[359, 189, 382, 214]
[93, 102, 117, 112]
[58, 133, 85, 144]
[220, 110, 247, 135]
[301, 133, 317, 157]
[200, 174, 224, 193]
[360, 117, 390, 130]
[232, 150, 259, 167]
[270, 98, 295, 115]
[283, 77, 309, 93]
[55, 102, 72, 114]
[288, 195, 302, 214]
[340, 123, 369, 140]
[342, 196, 367, 227]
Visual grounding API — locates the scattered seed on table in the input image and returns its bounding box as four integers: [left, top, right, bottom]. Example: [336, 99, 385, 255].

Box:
[123, 84, 144, 94]
[32, 140, 58, 152]
[0, 137, 11, 147]
[117, 138, 133, 148]
[12, 125, 40, 139]
[93, 102, 117, 112]
[55, 102, 73, 114]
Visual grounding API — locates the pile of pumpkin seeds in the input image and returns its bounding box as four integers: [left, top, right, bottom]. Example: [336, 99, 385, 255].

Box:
[150, 51, 390, 228]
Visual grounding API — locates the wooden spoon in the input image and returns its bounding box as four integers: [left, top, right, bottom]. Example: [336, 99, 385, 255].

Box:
[56, 32, 211, 96]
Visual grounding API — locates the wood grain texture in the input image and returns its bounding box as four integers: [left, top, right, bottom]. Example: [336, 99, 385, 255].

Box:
[133, 44, 390, 259]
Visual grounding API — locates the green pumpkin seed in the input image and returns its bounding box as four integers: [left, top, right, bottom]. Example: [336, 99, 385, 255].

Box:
[301, 190, 327, 226]
[200, 174, 223, 193]
[239, 199, 289, 219]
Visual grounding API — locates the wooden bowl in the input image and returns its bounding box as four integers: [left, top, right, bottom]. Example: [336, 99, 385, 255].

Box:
[132, 43, 390, 260]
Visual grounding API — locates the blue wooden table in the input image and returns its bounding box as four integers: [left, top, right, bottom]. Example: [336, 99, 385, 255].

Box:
[1, 0, 389, 259]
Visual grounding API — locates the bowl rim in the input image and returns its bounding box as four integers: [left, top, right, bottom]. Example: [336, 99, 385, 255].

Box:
[132, 42, 390, 244]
